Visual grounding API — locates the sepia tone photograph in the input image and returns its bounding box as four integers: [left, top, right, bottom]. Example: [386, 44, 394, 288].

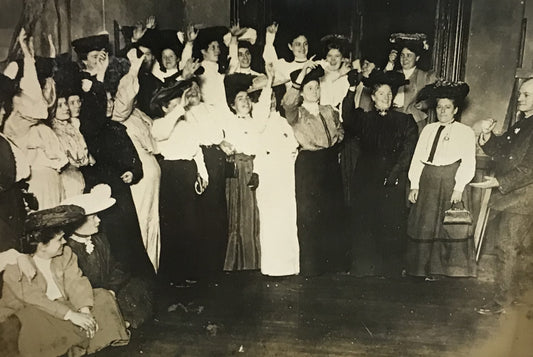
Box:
[0, 0, 532, 356]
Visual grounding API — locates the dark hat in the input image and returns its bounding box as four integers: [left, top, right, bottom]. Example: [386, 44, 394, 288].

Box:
[25, 205, 86, 235]
[72, 34, 110, 56]
[224, 73, 255, 107]
[363, 70, 409, 94]
[54, 53, 81, 99]
[0, 73, 18, 106]
[135, 29, 161, 52]
[150, 78, 197, 117]
[14, 57, 56, 86]
[389, 33, 429, 56]
[417, 80, 470, 104]
[121, 25, 135, 43]
[320, 34, 351, 59]
[290, 65, 325, 87]
[193, 26, 230, 58]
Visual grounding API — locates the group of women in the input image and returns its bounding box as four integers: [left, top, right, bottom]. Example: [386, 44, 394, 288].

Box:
[0, 17, 480, 356]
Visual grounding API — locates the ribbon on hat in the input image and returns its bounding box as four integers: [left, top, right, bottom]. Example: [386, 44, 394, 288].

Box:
[389, 33, 429, 50]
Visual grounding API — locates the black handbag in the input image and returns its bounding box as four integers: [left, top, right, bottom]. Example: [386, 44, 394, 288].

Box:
[442, 201, 473, 239]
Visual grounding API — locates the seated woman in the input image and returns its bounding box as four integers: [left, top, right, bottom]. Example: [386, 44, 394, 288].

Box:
[62, 184, 154, 328]
[342, 70, 418, 278]
[0, 205, 129, 357]
[406, 81, 476, 279]
[282, 60, 347, 276]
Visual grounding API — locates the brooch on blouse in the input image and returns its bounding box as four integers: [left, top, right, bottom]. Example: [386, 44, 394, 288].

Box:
[70, 235, 95, 255]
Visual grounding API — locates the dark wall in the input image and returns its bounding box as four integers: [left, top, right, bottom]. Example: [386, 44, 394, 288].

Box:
[0, 0, 230, 62]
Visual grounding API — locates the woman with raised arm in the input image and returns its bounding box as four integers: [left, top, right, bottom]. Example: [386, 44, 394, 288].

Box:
[342, 70, 418, 278]
[3, 29, 68, 210]
[282, 58, 347, 276]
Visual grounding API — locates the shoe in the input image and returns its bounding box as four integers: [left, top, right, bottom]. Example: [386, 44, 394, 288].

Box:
[476, 301, 505, 315]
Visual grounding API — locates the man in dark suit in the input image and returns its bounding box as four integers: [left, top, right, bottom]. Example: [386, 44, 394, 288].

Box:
[474, 78, 533, 314]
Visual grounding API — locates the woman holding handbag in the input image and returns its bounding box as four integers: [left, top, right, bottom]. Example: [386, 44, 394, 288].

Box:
[406, 80, 476, 279]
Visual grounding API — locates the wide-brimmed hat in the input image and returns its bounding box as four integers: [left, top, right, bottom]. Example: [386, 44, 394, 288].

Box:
[61, 184, 116, 215]
[224, 73, 255, 107]
[320, 34, 351, 59]
[389, 33, 429, 56]
[363, 70, 409, 94]
[290, 65, 325, 87]
[149, 78, 198, 117]
[25, 205, 86, 234]
[416, 80, 470, 104]
[72, 34, 110, 56]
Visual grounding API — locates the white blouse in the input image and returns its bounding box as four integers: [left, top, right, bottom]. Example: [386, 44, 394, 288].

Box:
[408, 121, 476, 192]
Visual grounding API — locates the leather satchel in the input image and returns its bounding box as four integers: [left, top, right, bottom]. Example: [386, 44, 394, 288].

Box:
[443, 202, 473, 225]
[442, 202, 473, 239]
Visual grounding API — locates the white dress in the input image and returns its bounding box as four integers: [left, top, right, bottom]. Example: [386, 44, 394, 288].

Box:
[254, 111, 300, 276]
[113, 73, 162, 272]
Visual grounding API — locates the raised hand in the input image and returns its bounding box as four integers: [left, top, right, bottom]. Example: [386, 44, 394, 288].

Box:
[266, 22, 278, 35]
[127, 48, 145, 75]
[229, 24, 248, 38]
[388, 49, 398, 64]
[480, 118, 497, 135]
[18, 29, 34, 59]
[131, 21, 147, 43]
[181, 58, 200, 80]
[95, 50, 109, 82]
[145, 15, 156, 29]
[186, 25, 198, 43]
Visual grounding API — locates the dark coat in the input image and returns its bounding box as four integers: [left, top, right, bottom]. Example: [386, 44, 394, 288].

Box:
[481, 115, 533, 215]
[0, 135, 25, 251]
[79, 75, 154, 278]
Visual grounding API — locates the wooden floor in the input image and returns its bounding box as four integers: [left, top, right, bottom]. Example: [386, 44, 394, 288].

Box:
[94, 272, 533, 357]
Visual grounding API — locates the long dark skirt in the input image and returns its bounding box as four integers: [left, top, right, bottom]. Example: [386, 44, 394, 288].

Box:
[349, 158, 408, 277]
[406, 162, 476, 277]
[340, 137, 361, 208]
[224, 153, 260, 271]
[296, 146, 347, 276]
[196, 146, 229, 275]
[158, 159, 199, 282]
